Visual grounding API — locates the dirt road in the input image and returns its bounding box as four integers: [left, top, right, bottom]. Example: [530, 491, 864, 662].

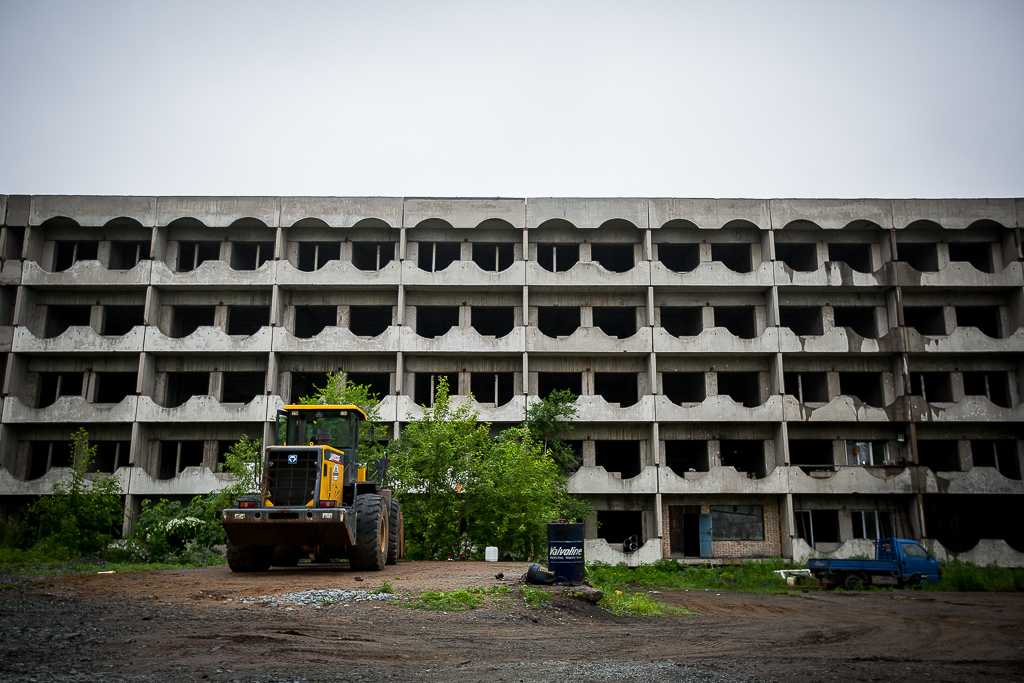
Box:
[2, 561, 1022, 682]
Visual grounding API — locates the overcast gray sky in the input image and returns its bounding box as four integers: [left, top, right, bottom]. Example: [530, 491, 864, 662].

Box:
[1, 0, 1021, 198]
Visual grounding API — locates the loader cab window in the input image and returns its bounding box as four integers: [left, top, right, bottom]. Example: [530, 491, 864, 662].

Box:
[280, 408, 359, 450]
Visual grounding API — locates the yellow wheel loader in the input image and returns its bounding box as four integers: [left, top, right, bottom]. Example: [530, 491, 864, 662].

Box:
[221, 404, 402, 572]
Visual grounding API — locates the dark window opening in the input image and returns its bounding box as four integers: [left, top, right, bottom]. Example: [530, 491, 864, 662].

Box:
[917, 440, 961, 472]
[54, 240, 99, 271]
[171, 305, 215, 338]
[28, 441, 70, 479]
[537, 307, 580, 338]
[227, 306, 270, 336]
[665, 440, 708, 475]
[471, 307, 514, 338]
[776, 243, 817, 272]
[231, 242, 274, 271]
[536, 244, 579, 273]
[103, 306, 144, 336]
[720, 440, 765, 478]
[297, 242, 341, 272]
[352, 242, 395, 271]
[45, 305, 91, 338]
[555, 440, 583, 472]
[715, 306, 757, 339]
[0, 286, 15, 326]
[95, 372, 137, 404]
[971, 440, 1021, 480]
[828, 243, 873, 273]
[909, 372, 954, 404]
[592, 307, 636, 339]
[591, 243, 634, 273]
[416, 242, 460, 272]
[471, 243, 514, 272]
[414, 372, 458, 406]
[711, 505, 764, 541]
[159, 440, 205, 480]
[94, 441, 130, 473]
[661, 306, 702, 337]
[948, 242, 993, 273]
[594, 372, 638, 407]
[109, 241, 150, 270]
[470, 372, 514, 406]
[2, 227, 24, 261]
[955, 306, 1001, 338]
[834, 306, 878, 339]
[904, 306, 946, 336]
[165, 372, 209, 408]
[783, 372, 829, 403]
[663, 372, 706, 404]
[350, 306, 392, 337]
[789, 440, 834, 472]
[717, 372, 762, 407]
[595, 440, 642, 479]
[177, 242, 220, 272]
[840, 372, 886, 407]
[898, 243, 939, 272]
[538, 372, 582, 399]
[658, 243, 699, 273]
[596, 510, 643, 545]
[222, 371, 265, 404]
[416, 306, 459, 338]
[962, 371, 1012, 408]
[779, 307, 823, 336]
[289, 372, 329, 403]
[37, 372, 84, 408]
[294, 306, 336, 339]
[347, 372, 391, 400]
[795, 509, 840, 546]
[712, 243, 752, 273]
[852, 511, 896, 541]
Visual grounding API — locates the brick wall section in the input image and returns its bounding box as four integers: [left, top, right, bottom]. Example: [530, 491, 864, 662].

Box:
[661, 496, 782, 559]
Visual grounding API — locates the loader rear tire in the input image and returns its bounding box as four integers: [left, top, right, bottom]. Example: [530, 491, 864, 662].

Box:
[351, 494, 387, 571]
[386, 497, 400, 566]
[226, 539, 273, 573]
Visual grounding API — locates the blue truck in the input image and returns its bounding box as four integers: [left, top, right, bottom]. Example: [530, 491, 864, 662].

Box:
[808, 538, 943, 590]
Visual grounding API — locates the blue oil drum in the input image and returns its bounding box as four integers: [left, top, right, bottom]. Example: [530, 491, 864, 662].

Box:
[547, 523, 585, 584]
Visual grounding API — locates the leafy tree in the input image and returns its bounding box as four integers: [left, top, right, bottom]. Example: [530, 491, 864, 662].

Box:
[295, 371, 383, 460]
[523, 389, 580, 473]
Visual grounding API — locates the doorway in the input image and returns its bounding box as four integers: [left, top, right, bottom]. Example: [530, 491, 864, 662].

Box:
[669, 505, 702, 557]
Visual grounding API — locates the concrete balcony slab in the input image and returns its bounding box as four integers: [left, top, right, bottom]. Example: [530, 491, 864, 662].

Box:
[30, 195, 158, 227]
[144, 326, 272, 353]
[924, 467, 1024, 495]
[404, 197, 526, 229]
[279, 196, 404, 228]
[276, 259, 402, 287]
[273, 326, 400, 353]
[787, 465, 914, 495]
[778, 326, 902, 354]
[891, 198, 1016, 230]
[651, 260, 774, 287]
[156, 196, 279, 228]
[3, 395, 138, 423]
[394, 395, 425, 422]
[924, 538, 1024, 567]
[374, 395, 399, 422]
[123, 465, 237, 496]
[655, 395, 784, 422]
[525, 260, 650, 289]
[658, 466, 788, 495]
[136, 394, 276, 422]
[0, 466, 130, 495]
[792, 538, 877, 564]
[904, 326, 1024, 354]
[401, 260, 526, 288]
[649, 198, 771, 229]
[14, 325, 145, 353]
[575, 395, 656, 422]
[653, 326, 779, 354]
[527, 197, 649, 229]
[895, 261, 1024, 288]
[782, 395, 903, 422]
[772, 260, 894, 288]
[402, 325, 525, 354]
[585, 537, 661, 568]
[567, 465, 658, 495]
[527, 326, 651, 354]
[150, 259, 275, 287]
[0, 260, 22, 285]
[22, 259, 152, 287]
[921, 396, 1024, 423]
[450, 395, 526, 423]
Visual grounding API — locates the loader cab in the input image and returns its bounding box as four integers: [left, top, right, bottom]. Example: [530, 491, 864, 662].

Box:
[276, 404, 366, 451]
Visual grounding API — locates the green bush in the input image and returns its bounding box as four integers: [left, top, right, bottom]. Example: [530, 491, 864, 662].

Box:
[923, 560, 1024, 592]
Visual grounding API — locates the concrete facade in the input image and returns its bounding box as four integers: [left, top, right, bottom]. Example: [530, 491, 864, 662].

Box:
[1, 194, 1023, 566]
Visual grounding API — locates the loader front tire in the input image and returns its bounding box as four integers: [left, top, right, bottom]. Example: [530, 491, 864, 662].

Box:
[271, 545, 301, 567]
[226, 539, 273, 573]
[351, 494, 387, 571]
[386, 497, 401, 566]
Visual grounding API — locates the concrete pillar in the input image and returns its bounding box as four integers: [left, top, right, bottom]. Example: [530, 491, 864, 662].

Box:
[874, 306, 889, 338]
[701, 306, 714, 330]
[870, 242, 882, 272]
[838, 510, 854, 543]
[582, 370, 594, 396]
[209, 371, 224, 402]
[758, 371, 771, 404]
[650, 422, 660, 465]
[459, 241, 472, 262]
[89, 305, 104, 334]
[340, 240, 353, 263]
[815, 242, 828, 269]
[137, 352, 156, 398]
[941, 306, 956, 335]
[754, 306, 767, 336]
[97, 241, 112, 269]
[122, 493, 141, 538]
[266, 352, 279, 397]
[935, 242, 950, 270]
[282, 305, 296, 335]
[826, 372, 841, 401]
[881, 372, 897, 405]
[214, 305, 229, 330]
[821, 305, 836, 332]
[582, 440, 596, 467]
[395, 352, 404, 395]
[708, 440, 721, 468]
[521, 352, 529, 394]
[459, 305, 470, 327]
[83, 370, 98, 402]
[337, 305, 350, 329]
[579, 242, 591, 262]
[699, 242, 712, 262]
[203, 440, 219, 471]
[580, 306, 593, 328]
[751, 241, 763, 268]
[957, 440, 973, 471]
[705, 371, 717, 397]
[950, 372, 965, 402]
[779, 493, 796, 558]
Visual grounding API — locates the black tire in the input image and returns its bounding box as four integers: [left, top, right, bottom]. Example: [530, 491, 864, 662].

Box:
[386, 497, 400, 566]
[271, 545, 301, 567]
[844, 573, 865, 591]
[226, 539, 273, 573]
[350, 494, 387, 571]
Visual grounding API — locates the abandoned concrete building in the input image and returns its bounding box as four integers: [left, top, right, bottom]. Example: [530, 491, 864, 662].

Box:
[0, 194, 1022, 566]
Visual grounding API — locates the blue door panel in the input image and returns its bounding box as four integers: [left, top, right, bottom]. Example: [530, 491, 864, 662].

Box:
[699, 514, 713, 558]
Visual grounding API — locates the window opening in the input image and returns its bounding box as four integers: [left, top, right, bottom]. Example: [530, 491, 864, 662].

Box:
[594, 440, 642, 478]
[469, 372, 514, 406]
[416, 306, 459, 338]
[294, 306, 336, 339]
[711, 243, 752, 273]
[590, 243, 634, 273]
[903, 306, 946, 336]
[537, 372, 582, 398]
[44, 305, 91, 338]
[660, 306, 702, 337]
[948, 242, 993, 273]
[297, 241, 341, 272]
[37, 372, 84, 408]
[955, 306, 1000, 338]
[794, 509, 840, 547]
[95, 372, 137, 404]
[227, 306, 270, 336]
[94, 441, 130, 473]
[289, 372, 329, 403]
[779, 307, 823, 336]
[471, 306, 514, 338]
[159, 440, 205, 479]
[833, 306, 878, 338]
[715, 306, 757, 339]
[717, 372, 762, 407]
[898, 243, 939, 272]
[177, 242, 220, 272]
[347, 372, 391, 400]
[845, 440, 889, 466]
[103, 306, 145, 336]
[851, 510, 896, 540]
[231, 242, 274, 271]
[537, 307, 580, 338]
[222, 371, 265, 404]
[710, 505, 764, 540]
[54, 240, 99, 271]
[970, 440, 1021, 480]
[783, 372, 828, 403]
[962, 371, 1012, 408]
[350, 306, 392, 337]
[839, 372, 885, 407]
[658, 243, 699, 272]
[596, 510, 643, 544]
[109, 241, 151, 270]
[171, 305, 215, 338]
[720, 440, 765, 478]
[592, 307, 636, 339]
[471, 243, 514, 272]
[828, 243, 872, 273]
[352, 242, 395, 271]
[536, 244, 579, 273]
[916, 440, 961, 472]
[789, 440, 834, 472]
[165, 372, 209, 408]
[28, 440, 71, 479]
[414, 372, 458, 406]
[776, 243, 817, 272]
[909, 372, 953, 403]
[664, 440, 709, 475]
[417, 242, 460, 272]
[594, 372, 638, 407]
[662, 372, 706, 404]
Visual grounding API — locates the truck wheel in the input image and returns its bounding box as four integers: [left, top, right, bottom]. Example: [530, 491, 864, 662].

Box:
[351, 494, 387, 571]
[226, 539, 273, 573]
[844, 573, 865, 591]
[271, 545, 301, 567]
[386, 497, 400, 566]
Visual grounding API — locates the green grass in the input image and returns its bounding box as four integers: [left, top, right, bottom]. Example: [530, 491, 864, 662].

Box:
[587, 558, 794, 595]
[0, 546, 227, 577]
[0, 583, 22, 591]
[599, 589, 695, 617]
[519, 586, 548, 609]
[406, 589, 485, 611]
[371, 580, 394, 594]
[467, 584, 513, 595]
[923, 561, 1024, 592]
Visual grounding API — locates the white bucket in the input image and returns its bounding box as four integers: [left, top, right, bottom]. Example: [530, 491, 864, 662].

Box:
[485, 546, 498, 562]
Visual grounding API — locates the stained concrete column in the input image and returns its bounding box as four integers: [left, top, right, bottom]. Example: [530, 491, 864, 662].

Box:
[579, 242, 591, 262]
[337, 305, 350, 330]
[821, 305, 836, 332]
[708, 440, 722, 468]
[699, 242, 712, 263]
[705, 371, 717, 398]
[815, 242, 828, 269]
[942, 306, 957, 335]
[701, 306, 714, 331]
[214, 305, 229, 331]
[209, 371, 224, 402]
[950, 372, 965, 402]
[826, 372, 841, 401]
[779, 492, 796, 558]
[582, 440, 596, 467]
[580, 306, 593, 328]
[89, 305, 104, 334]
[957, 441, 973, 471]
[935, 242, 950, 270]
